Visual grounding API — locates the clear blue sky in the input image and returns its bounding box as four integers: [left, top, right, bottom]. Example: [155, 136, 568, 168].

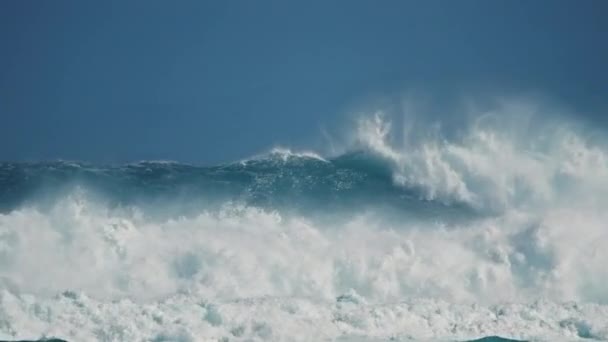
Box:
[1, 1, 606, 164]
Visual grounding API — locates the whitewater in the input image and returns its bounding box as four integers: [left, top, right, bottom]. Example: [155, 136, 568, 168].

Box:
[1, 103, 608, 341]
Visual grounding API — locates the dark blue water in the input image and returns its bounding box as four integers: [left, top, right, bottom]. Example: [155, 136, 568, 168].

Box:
[0, 151, 476, 221]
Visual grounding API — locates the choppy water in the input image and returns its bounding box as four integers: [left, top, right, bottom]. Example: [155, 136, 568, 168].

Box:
[1, 111, 607, 341]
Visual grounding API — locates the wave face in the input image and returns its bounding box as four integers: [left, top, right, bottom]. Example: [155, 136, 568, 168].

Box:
[1, 105, 608, 341]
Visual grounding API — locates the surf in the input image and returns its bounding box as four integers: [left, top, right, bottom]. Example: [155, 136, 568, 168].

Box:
[1, 99, 607, 340]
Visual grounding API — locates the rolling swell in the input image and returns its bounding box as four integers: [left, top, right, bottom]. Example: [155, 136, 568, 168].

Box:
[0, 150, 473, 220]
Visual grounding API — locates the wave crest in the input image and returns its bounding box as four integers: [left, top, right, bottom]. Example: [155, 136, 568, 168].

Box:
[351, 109, 608, 213]
[1, 100, 608, 340]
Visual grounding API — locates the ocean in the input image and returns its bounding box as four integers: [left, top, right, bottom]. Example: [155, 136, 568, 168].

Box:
[0, 114, 606, 341]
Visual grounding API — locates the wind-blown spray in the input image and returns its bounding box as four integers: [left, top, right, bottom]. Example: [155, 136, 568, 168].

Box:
[1, 100, 607, 341]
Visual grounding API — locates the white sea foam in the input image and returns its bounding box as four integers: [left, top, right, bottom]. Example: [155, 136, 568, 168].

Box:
[351, 105, 608, 214]
[243, 147, 328, 163]
[0, 195, 607, 340]
[1, 100, 608, 340]
[2, 290, 608, 341]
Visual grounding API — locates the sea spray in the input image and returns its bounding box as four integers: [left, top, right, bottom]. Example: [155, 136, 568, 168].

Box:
[1, 105, 607, 340]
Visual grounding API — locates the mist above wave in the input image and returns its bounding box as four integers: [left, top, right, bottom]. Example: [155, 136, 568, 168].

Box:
[1, 98, 608, 340]
[3, 98, 607, 218]
[350, 106, 608, 214]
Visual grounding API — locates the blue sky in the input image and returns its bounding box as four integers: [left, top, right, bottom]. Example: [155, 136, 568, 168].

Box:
[1, 1, 606, 163]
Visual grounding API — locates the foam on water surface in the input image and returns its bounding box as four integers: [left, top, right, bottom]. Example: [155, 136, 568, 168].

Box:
[1, 104, 608, 341]
[1, 291, 606, 341]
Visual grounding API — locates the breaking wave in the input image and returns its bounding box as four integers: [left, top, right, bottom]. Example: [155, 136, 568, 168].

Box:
[1, 100, 608, 340]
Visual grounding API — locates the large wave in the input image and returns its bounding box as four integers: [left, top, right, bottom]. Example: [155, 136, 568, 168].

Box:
[1, 99, 607, 341]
